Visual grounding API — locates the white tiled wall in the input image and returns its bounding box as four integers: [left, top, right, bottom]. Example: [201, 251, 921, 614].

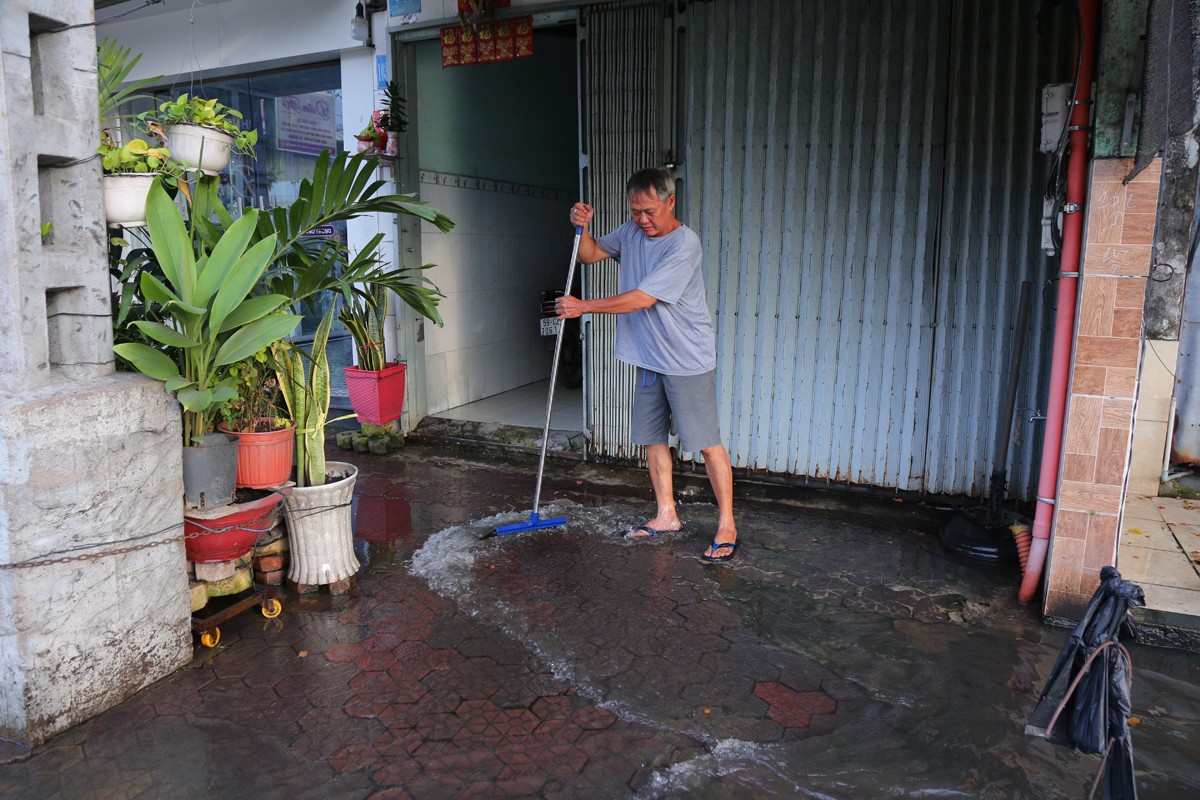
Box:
[419, 172, 574, 415]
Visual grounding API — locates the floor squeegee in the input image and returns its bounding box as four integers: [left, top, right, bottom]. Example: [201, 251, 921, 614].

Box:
[493, 225, 584, 536]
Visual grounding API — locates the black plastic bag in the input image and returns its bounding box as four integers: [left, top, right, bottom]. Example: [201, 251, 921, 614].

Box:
[1026, 565, 1144, 799]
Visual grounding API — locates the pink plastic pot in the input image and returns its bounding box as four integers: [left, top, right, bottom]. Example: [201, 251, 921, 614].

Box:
[344, 362, 406, 424]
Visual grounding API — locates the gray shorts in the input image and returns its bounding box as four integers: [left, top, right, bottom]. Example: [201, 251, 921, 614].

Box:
[631, 367, 723, 453]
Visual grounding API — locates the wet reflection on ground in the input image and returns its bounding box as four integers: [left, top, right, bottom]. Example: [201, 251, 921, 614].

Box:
[1, 443, 1197, 799]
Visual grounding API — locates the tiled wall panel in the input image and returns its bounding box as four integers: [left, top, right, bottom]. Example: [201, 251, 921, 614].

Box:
[1046, 157, 1161, 618]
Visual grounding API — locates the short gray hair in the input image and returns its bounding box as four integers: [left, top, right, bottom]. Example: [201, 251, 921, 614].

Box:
[626, 167, 675, 201]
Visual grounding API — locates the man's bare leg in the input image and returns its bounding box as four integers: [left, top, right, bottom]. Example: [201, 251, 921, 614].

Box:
[699, 444, 737, 557]
[628, 443, 682, 536]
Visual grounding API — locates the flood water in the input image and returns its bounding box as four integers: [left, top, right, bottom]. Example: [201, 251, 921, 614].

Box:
[2, 445, 1196, 799]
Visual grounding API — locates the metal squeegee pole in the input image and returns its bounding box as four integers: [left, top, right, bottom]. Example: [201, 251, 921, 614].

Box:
[530, 227, 584, 515]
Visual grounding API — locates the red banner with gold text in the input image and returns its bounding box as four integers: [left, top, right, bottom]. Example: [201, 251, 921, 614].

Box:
[442, 15, 533, 67]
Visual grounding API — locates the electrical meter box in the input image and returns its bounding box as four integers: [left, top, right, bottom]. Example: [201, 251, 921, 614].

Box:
[1040, 83, 1072, 154]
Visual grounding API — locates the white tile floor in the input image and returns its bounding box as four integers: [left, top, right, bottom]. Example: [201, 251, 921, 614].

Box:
[1119, 495, 1200, 618]
[431, 379, 585, 432]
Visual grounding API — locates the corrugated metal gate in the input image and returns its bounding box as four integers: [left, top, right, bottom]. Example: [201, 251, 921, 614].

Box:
[582, 0, 1062, 498]
[580, 0, 661, 461]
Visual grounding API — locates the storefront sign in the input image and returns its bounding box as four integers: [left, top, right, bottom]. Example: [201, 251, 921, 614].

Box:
[275, 91, 339, 156]
[302, 225, 336, 238]
[390, 0, 420, 14]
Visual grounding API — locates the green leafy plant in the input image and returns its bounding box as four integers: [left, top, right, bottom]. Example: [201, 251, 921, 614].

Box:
[338, 283, 389, 371]
[144, 93, 259, 157]
[97, 132, 183, 185]
[379, 81, 408, 134]
[112, 182, 302, 445]
[97, 39, 183, 183]
[97, 37, 158, 134]
[112, 150, 453, 476]
[218, 344, 291, 433]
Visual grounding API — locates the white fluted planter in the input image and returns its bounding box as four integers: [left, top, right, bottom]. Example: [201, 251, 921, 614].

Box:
[167, 123, 233, 175]
[283, 461, 359, 585]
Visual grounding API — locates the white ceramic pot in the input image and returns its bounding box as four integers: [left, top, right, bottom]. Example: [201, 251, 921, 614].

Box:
[102, 173, 157, 228]
[167, 123, 234, 175]
[282, 461, 360, 585]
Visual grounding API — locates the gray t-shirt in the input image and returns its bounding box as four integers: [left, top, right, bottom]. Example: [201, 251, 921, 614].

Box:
[595, 220, 716, 376]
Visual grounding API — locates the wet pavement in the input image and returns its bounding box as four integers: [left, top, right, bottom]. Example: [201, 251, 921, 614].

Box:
[2, 441, 1199, 799]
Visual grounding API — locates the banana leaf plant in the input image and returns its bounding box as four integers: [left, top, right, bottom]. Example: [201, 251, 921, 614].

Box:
[112, 182, 302, 445]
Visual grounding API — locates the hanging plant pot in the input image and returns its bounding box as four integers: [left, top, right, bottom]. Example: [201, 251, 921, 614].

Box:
[344, 362, 406, 425]
[167, 123, 234, 175]
[217, 420, 295, 489]
[102, 173, 157, 228]
[184, 486, 290, 562]
[283, 462, 360, 586]
[181, 432, 239, 509]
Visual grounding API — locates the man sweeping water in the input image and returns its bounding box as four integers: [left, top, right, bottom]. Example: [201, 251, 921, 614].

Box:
[555, 167, 739, 563]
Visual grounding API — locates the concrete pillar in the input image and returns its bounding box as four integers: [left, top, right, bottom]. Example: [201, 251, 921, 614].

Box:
[0, 0, 191, 746]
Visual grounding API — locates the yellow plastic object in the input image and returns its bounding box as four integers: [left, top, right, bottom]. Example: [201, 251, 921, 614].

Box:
[199, 628, 220, 648]
[261, 598, 282, 619]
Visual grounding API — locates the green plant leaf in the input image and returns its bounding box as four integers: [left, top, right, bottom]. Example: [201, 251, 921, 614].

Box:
[130, 320, 199, 349]
[145, 181, 195, 301]
[195, 208, 259, 310]
[113, 343, 182, 382]
[208, 235, 278, 334]
[212, 314, 302, 367]
[164, 377, 193, 392]
[218, 294, 291, 333]
[177, 387, 214, 413]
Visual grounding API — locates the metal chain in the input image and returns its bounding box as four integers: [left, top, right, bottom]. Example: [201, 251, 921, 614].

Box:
[0, 500, 351, 571]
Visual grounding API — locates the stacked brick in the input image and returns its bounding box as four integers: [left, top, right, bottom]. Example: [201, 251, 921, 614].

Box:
[187, 520, 290, 612]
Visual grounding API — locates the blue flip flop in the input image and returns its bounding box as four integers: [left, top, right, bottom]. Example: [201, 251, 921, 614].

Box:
[701, 540, 739, 563]
[625, 524, 681, 539]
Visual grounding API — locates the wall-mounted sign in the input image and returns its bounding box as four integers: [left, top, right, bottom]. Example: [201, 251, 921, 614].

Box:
[390, 0, 421, 14]
[275, 91, 339, 156]
[377, 54, 389, 89]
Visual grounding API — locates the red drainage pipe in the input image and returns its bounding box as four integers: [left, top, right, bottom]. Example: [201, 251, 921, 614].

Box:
[1019, 0, 1098, 605]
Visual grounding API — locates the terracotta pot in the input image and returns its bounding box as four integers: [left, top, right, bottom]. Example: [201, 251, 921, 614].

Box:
[217, 420, 295, 489]
[344, 362, 406, 424]
[184, 487, 290, 562]
[167, 123, 234, 175]
[283, 462, 359, 585]
[102, 173, 157, 228]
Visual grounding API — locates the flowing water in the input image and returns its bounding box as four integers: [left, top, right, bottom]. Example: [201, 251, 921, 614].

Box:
[407, 498, 1200, 799]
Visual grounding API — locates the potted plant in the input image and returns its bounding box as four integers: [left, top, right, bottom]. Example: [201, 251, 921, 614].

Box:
[96, 39, 181, 228]
[98, 133, 182, 228]
[378, 81, 408, 157]
[216, 344, 295, 489]
[339, 282, 406, 425]
[275, 306, 362, 588]
[144, 93, 259, 175]
[112, 181, 301, 507]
